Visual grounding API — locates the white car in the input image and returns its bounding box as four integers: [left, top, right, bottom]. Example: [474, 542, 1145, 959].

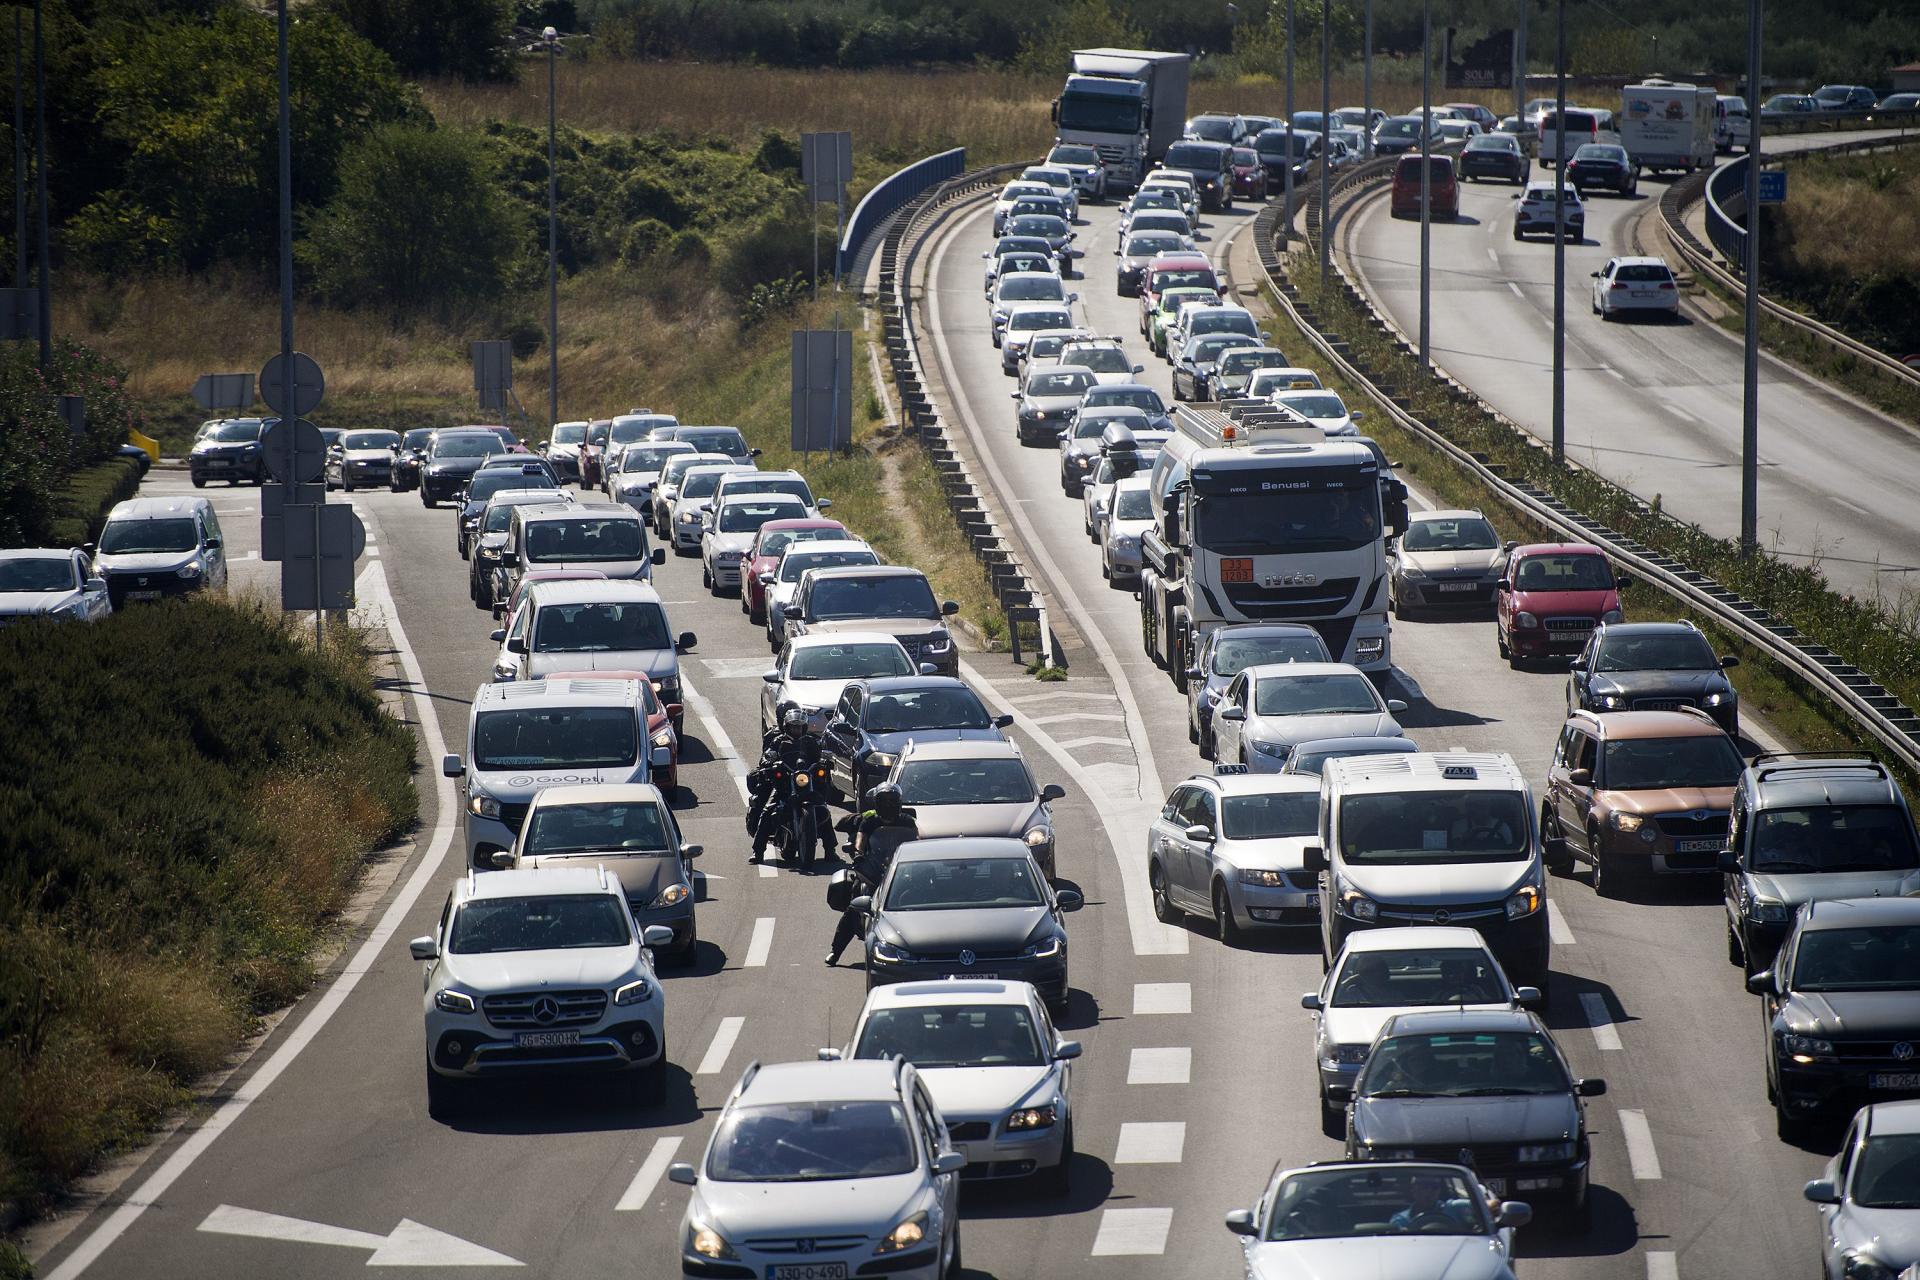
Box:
[999, 304, 1077, 375]
[1100, 475, 1153, 586]
[648, 450, 734, 533]
[1016, 327, 1097, 381]
[700, 495, 809, 597]
[1082, 441, 1165, 541]
[1248, 366, 1326, 400]
[993, 180, 1055, 235]
[1056, 339, 1144, 387]
[761, 631, 920, 738]
[1146, 769, 1324, 945]
[1302, 927, 1539, 1119]
[1020, 164, 1080, 220]
[668, 1059, 965, 1280]
[762, 539, 880, 650]
[490, 577, 693, 685]
[1807, 1100, 1920, 1280]
[1591, 255, 1680, 319]
[880, 738, 1066, 880]
[1139, 170, 1199, 220]
[1437, 118, 1484, 142]
[0, 547, 111, 623]
[410, 865, 674, 1118]
[605, 440, 694, 514]
[990, 271, 1076, 345]
[1272, 387, 1362, 436]
[668, 462, 757, 554]
[1045, 142, 1107, 199]
[1212, 662, 1407, 773]
[825, 979, 1079, 1192]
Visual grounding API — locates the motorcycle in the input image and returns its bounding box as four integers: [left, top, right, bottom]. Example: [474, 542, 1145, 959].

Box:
[761, 749, 832, 869]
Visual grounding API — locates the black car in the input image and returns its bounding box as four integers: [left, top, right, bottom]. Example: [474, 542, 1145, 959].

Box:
[1157, 140, 1236, 213]
[419, 428, 505, 508]
[1748, 896, 1920, 1138]
[1568, 621, 1740, 733]
[1252, 128, 1320, 192]
[388, 427, 433, 492]
[187, 417, 266, 487]
[822, 676, 1014, 803]
[455, 463, 560, 558]
[1171, 334, 1259, 402]
[324, 428, 401, 492]
[1460, 134, 1530, 185]
[1009, 194, 1071, 226]
[1114, 232, 1189, 297]
[1347, 1007, 1604, 1222]
[1372, 116, 1435, 157]
[1565, 143, 1639, 196]
[853, 837, 1082, 1012]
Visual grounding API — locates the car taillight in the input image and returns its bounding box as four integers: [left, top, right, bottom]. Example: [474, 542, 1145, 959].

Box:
[1611, 282, 1629, 290]
[1659, 282, 1676, 290]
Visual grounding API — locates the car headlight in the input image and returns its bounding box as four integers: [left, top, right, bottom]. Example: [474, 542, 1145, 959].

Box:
[1515, 611, 1539, 629]
[477, 545, 502, 561]
[1363, 1145, 1417, 1160]
[1340, 890, 1378, 922]
[1006, 1105, 1058, 1131]
[1609, 811, 1644, 832]
[679, 512, 699, 524]
[1749, 899, 1790, 924]
[1022, 934, 1063, 959]
[867, 751, 897, 770]
[1074, 455, 1095, 470]
[434, 989, 475, 1013]
[923, 630, 952, 654]
[1842, 1254, 1894, 1280]
[1781, 1032, 1835, 1060]
[1595, 694, 1627, 709]
[718, 550, 744, 563]
[613, 978, 653, 1005]
[468, 794, 501, 819]
[1601, 608, 1624, 624]
[1703, 692, 1729, 707]
[176, 562, 203, 579]
[1252, 740, 1289, 757]
[870, 938, 913, 963]
[657, 677, 682, 705]
[875, 1211, 929, 1254]
[1353, 636, 1386, 659]
[1398, 565, 1428, 580]
[1517, 1141, 1576, 1163]
[650, 883, 690, 909]
[1505, 886, 1543, 919]
[1323, 1045, 1370, 1067]
[651, 728, 675, 749]
[688, 1223, 735, 1260]
[1023, 827, 1052, 847]
[1239, 867, 1286, 887]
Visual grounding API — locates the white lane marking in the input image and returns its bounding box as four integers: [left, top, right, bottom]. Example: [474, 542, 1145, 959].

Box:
[1090, 1207, 1174, 1256]
[43, 560, 457, 1280]
[744, 918, 775, 968]
[758, 863, 777, 878]
[1600, 363, 1626, 381]
[1003, 690, 1123, 708]
[1024, 712, 1126, 726]
[1114, 1121, 1185, 1163]
[616, 1137, 684, 1212]
[196, 1205, 522, 1267]
[1620, 1109, 1664, 1180]
[1647, 1251, 1679, 1280]
[1548, 900, 1576, 944]
[1128, 1047, 1192, 1085]
[1665, 403, 1700, 424]
[695, 1016, 746, 1076]
[678, 671, 751, 805]
[1507, 281, 1525, 299]
[1581, 992, 1623, 1051]
[1053, 735, 1134, 751]
[1133, 982, 1191, 1015]
[1486, 247, 1499, 263]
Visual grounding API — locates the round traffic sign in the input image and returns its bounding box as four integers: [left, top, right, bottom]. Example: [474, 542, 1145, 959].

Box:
[259, 417, 328, 485]
[259, 351, 325, 418]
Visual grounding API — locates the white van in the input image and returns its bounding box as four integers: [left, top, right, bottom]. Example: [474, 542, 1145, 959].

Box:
[1307, 751, 1552, 992]
[1714, 95, 1752, 152]
[1538, 107, 1621, 166]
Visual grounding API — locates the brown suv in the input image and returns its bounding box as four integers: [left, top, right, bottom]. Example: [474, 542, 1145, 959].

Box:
[1541, 708, 1745, 897]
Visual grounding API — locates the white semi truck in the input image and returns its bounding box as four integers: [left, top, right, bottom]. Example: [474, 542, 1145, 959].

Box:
[1138, 404, 1408, 689]
[1051, 48, 1191, 192]
[1620, 81, 1716, 173]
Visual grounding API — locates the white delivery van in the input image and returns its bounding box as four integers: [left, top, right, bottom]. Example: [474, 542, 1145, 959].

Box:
[1714, 95, 1752, 152]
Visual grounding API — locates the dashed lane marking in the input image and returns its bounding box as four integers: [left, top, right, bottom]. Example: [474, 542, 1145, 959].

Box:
[1114, 1121, 1185, 1164]
[1132, 983, 1191, 1016]
[695, 1016, 746, 1077]
[743, 918, 775, 968]
[1547, 901, 1575, 945]
[615, 1137, 683, 1212]
[1127, 1048, 1191, 1085]
[1647, 1251, 1679, 1280]
[1486, 247, 1499, 263]
[758, 864, 777, 878]
[1620, 1109, 1663, 1180]
[1089, 1208, 1173, 1257]
[1507, 281, 1525, 299]
[1580, 992, 1623, 1051]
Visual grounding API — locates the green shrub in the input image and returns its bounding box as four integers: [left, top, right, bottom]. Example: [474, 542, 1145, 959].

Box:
[318, 0, 516, 83]
[718, 205, 816, 294]
[663, 228, 712, 267]
[46, 456, 144, 548]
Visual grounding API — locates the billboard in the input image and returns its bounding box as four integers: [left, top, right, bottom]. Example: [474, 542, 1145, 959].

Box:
[1446, 29, 1515, 90]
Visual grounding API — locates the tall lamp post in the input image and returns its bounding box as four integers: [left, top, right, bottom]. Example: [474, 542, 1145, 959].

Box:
[1740, 0, 1761, 552]
[1319, 0, 1331, 289]
[1551, 0, 1567, 464]
[542, 26, 560, 432]
[1283, 0, 1295, 244]
[1417, 0, 1431, 372]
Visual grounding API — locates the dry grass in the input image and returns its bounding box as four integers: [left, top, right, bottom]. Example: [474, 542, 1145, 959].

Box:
[1774, 153, 1920, 281]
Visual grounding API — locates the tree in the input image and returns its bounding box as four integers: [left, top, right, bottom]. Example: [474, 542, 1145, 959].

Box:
[318, 0, 516, 82]
[299, 124, 522, 311]
[1013, 0, 1146, 77]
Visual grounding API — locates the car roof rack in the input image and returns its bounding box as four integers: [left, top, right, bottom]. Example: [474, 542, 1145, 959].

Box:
[1752, 751, 1886, 785]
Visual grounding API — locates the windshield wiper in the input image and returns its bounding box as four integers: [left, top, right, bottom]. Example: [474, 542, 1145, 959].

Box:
[1365, 1088, 1441, 1098]
[1453, 1086, 1550, 1097]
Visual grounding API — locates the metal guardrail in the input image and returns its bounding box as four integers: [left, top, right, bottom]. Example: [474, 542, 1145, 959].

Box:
[1759, 106, 1920, 136]
[1260, 176, 1920, 777]
[837, 147, 967, 280]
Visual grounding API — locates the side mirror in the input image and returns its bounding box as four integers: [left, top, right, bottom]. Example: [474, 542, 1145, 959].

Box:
[1133, 364, 1145, 374]
[935, 1151, 968, 1174]
[1350, 410, 1365, 421]
[1040, 783, 1067, 802]
[1721, 655, 1741, 669]
[1512, 985, 1543, 1008]
[86, 576, 107, 592]
[1589, 270, 1602, 278]
[651, 744, 671, 768]
[1184, 823, 1214, 843]
[489, 628, 506, 643]
[1386, 698, 1408, 712]
[941, 600, 960, 616]
[1011, 391, 1024, 400]
[784, 604, 804, 619]
[441, 754, 464, 778]
[1302, 844, 1328, 873]
[1224, 1209, 1257, 1237]
[490, 851, 517, 869]
[1494, 1201, 1533, 1229]
[1055, 889, 1084, 911]
[849, 895, 874, 915]
[1616, 573, 1635, 590]
[651, 547, 667, 565]
[1576, 1077, 1607, 1097]
[1496, 578, 1512, 591]
[1185, 664, 1203, 679]
[1745, 970, 1775, 996]
[918, 661, 939, 675]
[1218, 705, 1246, 722]
[1054, 1039, 1083, 1061]
[762, 670, 782, 684]
[1300, 992, 1323, 1010]
[506, 637, 528, 655]
[678, 842, 703, 861]
[676, 631, 697, 652]
[817, 1046, 843, 1061]
[203, 537, 222, 552]
[407, 936, 438, 961]
[757, 571, 775, 584]
[641, 924, 675, 947]
[816, 498, 832, 511]
[1803, 1179, 1841, 1206]
[666, 1163, 698, 1187]
[994, 713, 1015, 729]
[1718, 848, 1741, 873]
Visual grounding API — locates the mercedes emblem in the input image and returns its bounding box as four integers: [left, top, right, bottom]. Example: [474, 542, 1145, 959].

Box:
[532, 996, 559, 1024]
[958, 949, 976, 968]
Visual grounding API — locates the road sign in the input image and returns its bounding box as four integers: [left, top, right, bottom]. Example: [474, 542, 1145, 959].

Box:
[192, 373, 255, 412]
[472, 340, 513, 412]
[258, 482, 327, 561]
[54, 395, 84, 439]
[0, 287, 37, 340]
[1757, 169, 1788, 204]
[199, 1204, 523, 1267]
[280, 504, 366, 612]
[791, 329, 853, 455]
[801, 131, 853, 205]
[259, 417, 328, 485]
[258, 351, 325, 417]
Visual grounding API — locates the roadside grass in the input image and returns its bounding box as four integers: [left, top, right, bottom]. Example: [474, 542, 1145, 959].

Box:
[0, 597, 417, 1214]
[47, 455, 144, 546]
[1760, 150, 1920, 361]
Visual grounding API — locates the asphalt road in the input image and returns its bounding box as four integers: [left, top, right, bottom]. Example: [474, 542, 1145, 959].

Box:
[1340, 130, 1920, 603]
[28, 183, 1849, 1280]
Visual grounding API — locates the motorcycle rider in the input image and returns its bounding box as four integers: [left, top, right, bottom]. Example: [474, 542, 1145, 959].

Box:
[745, 707, 836, 864]
[825, 784, 918, 966]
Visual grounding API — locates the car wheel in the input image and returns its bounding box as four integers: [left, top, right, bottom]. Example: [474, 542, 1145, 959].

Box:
[1512, 225, 1524, 241]
[191, 474, 206, 488]
[1319, 1089, 1345, 1137]
[1150, 861, 1178, 923]
[1542, 805, 1573, 874]
[1589, 826, 1622, 898]
[425, 1061, 467, 1122]
[1187, 709, 1199, 743]
[944, 1224, 963, 1279]
[1199, 724, 1216, 762]
[1213, 882, 1242, 947]
[1042, 1121, 1074, 1196]
[1775, 1092, 1811, 1142]
[342, 480, 354, 493]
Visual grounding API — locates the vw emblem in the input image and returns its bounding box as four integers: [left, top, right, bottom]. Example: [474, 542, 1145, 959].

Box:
[1432, 909, 1452, 925]
[958, 949, 976, 968]
[1895, 1042, 1916, 1062]
[1456, 1147, 1476, 1167]
[532, 996, 559, 1024]
[795, 1240, 816, 1255]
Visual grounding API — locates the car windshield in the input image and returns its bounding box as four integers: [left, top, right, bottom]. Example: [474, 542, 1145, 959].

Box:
[1058, 92, 1141, 134]
[681, 431, 747, 457]
[99, 518, 197, 555]
[718, 500, 806, 533]
[1000, 254, 1054, 275]
[608, 419, 660, 444]
[1257, 130, 1316, 159]
[1008, 215, 1066, 238]
[707, 1101, 917, 1183]
[1793, 926, 1920, 993]
[1132, 214, 1189, 235]
[1279, 393, 1349, 420]
[482, 499, 545, 532]
[473, 706, 637, 770]
[996, 237, 1051, 257]
[1262, 1166, 1491, 1241]
[1066, 348, 1132, 373]
[1150, 269, 1213, 293]
[864, 687, 992, 733]
[1113, 488, 1152, 521]
[1513, 554, 1612, 591]
[1028, 370, 1094, 397]
[757, 527, 833, 560]
[401, 429, 432, 448]
[524, 518, 645, 563]
[1176, 125, 1232, 149]
[855, 1004, 1044, 1068]
[1403, 517, 1498, 551]
[522, 801, 671, 855]
[1594, 631, 1717, 672]
[1049, 145, 1098, 165]
[468, 470, 555, 502]
[789, 643, 912, 681]
[680, 470, 737, 500]
[1199, 488, 1379, 554]
[1853, 1135, 1920, 1209]
[1361, 1030, 1569, 1098]
[213, 421, 262, 443]
[809, 575, 936, 620]
[1212, 633, 1330, 674]
[1379, 119, 1421, 139]
[533, 601, 671, 652]
[0, 557, 73, 591]
[1007, 309, 1071, 334]
[1750, 805, 1920, 874]
[1000, 277, 1065, 302]
[552, 423, 586, 445]
[661, 456, 722, 485]
[1086, 387, 1165, 414]
[433, 434, 497, 458]
[1220, 792, 1319, 839]
[1220, 350, 1279, 375]
[1331, 947, 1508, 1009]
[781, 549, 878, 583]
[884, 856, 1044, 909]
[448, 893, 631, 954]
[341, 430, 398, 449]
[1126, 235, 1183, 257]
[1254, 673, 1380, 716]
[895, 758, 1034, 805]
[1339, 791, 1531, 865]
[619, 446, 688, 473]
[1601, 734, 1743, 790]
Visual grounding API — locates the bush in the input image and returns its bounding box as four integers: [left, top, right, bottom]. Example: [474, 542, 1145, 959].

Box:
[663, 228, 712, 267]
[0, 597, 417, 1209]
[0, 340, 147, 550]
[319, 0, 516, 82]
[717, 205, 816, 295]
[619, 218, 675, 267]
[46, 456, 144, 548]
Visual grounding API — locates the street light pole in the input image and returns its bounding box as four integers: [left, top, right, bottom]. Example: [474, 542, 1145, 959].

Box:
[544, 27, 560, 433]
[1551, 0, 1567, 465]
[1364, 0, 1373, 157]
[1418, 0, 1431, 372]
[1283, 0, 1295, 242]
[13, 9, 24, 288]
[1740, 0, 1761, 552]
[32, 0, 47, 367]
[1319, 0, 1331, 290]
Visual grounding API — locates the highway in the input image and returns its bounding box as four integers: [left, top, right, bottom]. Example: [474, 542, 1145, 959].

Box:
[26, 185, 1844, 1280]
[1339, 130, 1920, 603]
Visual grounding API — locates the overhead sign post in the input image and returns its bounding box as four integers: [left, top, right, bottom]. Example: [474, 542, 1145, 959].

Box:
[192, 373, 255, 413]
[471, 340, 513, 413]
[791, 329, 853, 461]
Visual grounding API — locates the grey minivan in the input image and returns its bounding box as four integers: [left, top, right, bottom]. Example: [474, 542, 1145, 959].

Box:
[93, 496, 229, 606]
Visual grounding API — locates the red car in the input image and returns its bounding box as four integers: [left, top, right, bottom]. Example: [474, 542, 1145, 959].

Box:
[484, 425, 530, 454]
[1495, 542, 1629, 666]
[543, 668, 681, 795]
[740, 517, 849, 625]
[491, 567, 608, 622]
[1390, 154, 1458, 220]
[578, 418, 613, 488]
[1137, 252, 1218, 337]
[1229, 147, 1266, 200]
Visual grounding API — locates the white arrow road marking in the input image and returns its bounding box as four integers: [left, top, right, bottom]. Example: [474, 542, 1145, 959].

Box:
[196, 1205, 522, 1267]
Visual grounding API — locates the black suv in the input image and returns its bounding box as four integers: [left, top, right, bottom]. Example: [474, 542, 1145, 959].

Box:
[1158, 140, 1236, 213]
[1567, 620, 1740, 733]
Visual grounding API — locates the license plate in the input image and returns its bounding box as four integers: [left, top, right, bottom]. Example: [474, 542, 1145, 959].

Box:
[1872, 1073, 1920, 1090]
[127, 590, 161, 602]
[1481, 1178, 1507, 1198]
[1676, 838, 1721, 853]
[771, 1265, 847, 1280]
[1434, 582, 1478, 593]
[947, 973, 998, 980]
[515, 1030, 580, 1048]
[204, 460, 229, 469]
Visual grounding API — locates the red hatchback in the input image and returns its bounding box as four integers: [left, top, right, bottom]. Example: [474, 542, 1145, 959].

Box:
[1137, 253, 1218, 336]
[1495, 542, 1629, 666]
[1390, 154, 1458, 220]
[741, 517, 849, 625]
[1229, 147, 1265, 200]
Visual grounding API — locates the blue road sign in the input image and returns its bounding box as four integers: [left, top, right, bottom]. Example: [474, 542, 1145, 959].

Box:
[1758, 169, 1787, 204]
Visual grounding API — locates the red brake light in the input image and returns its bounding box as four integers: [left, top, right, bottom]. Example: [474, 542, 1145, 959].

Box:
[1611, 282, 1629, 291]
